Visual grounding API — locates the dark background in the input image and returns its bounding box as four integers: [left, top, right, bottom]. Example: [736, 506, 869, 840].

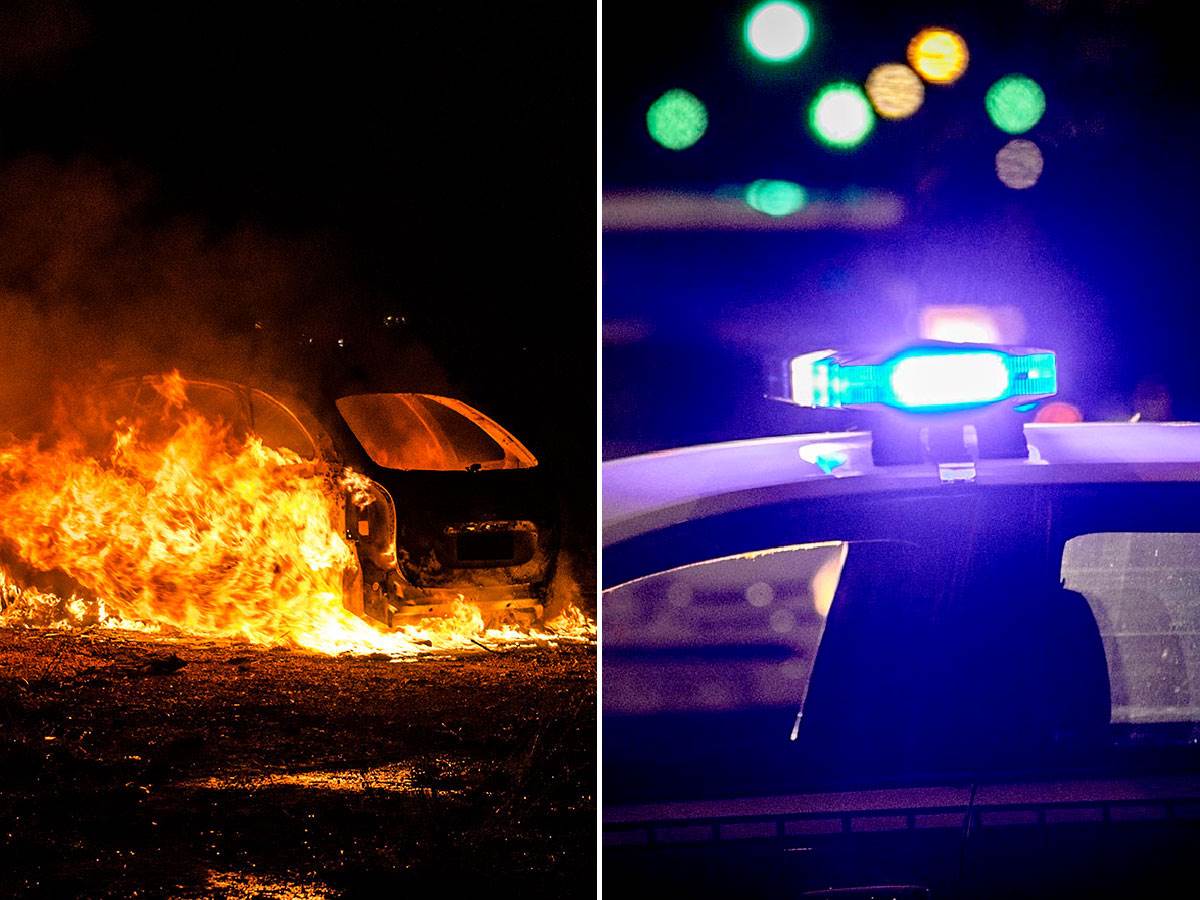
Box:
[0, 1, 595, 565]
[603, 0, 1198, 456]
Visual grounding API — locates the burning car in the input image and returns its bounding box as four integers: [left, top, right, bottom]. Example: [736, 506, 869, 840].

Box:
[44, 374, 558, 630]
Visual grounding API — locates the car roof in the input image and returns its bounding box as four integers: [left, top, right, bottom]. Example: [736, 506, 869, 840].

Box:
[603, 422, 1200, 547]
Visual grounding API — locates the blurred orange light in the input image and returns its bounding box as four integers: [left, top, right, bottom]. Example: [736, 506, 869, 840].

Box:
[1034, 401, 1082, 423]
[865, 63, 924, 119]
[907, 28, 969, 85]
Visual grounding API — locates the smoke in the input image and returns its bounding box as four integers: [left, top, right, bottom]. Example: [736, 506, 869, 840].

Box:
[0, 156, 383, 435]
[0, 1, 88, 78]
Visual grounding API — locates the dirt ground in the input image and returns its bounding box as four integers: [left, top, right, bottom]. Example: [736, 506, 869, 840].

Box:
[0, 627, 595, 898]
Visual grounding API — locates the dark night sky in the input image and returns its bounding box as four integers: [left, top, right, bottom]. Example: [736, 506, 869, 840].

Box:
[0, 2, 596, 538]
[603, 0, 1200, 455]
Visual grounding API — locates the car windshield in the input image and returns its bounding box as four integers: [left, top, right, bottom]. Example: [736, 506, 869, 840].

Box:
[336, 393, 537, 472]
[603, 482, 1200, 803]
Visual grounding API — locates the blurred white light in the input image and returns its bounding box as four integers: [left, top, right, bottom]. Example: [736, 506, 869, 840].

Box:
[769, 608, 797, 634]
[789, 349, 835, 405]
[745, 581, 775, 607]
[780, 659, 809, 680]
[745, 1, 812, 62]
[996, 139, 1044, 189]
[697, 681, 736, 708]
[666, 581, 693, 608]
[809, 83, 874, 148]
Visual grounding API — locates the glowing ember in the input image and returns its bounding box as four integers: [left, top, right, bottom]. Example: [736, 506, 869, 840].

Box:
[0, 374, 593, 655]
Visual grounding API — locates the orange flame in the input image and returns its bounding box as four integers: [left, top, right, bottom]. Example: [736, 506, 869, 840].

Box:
[0, 375, 593, 655]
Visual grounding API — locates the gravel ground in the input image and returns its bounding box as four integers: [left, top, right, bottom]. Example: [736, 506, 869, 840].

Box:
[0, 627, 595, 898]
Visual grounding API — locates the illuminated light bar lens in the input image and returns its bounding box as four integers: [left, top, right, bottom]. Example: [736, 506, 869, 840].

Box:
[790, 349, 836, 407]
[890, 352, 1008, 407]
[788, 345, 1057, 412]
[744, 1, 813, 63]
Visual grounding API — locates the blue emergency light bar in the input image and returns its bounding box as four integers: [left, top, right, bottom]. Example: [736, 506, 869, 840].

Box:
[787, 344, 1057, 413]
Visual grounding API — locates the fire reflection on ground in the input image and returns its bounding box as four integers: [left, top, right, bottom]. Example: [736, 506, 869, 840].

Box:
[0, 627, 595, 896]
[195, 871, 335, 899]
[181, 762, 462, 796]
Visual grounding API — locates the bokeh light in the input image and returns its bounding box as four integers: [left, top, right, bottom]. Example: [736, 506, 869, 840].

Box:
[646, 89, 708, 150]
[907, 28, 969, 84]
[919, 306, 1002, 344]
[666, 580, 693, 608]
[745, 179, 808, 216]
[769, 607, 796, 634]
[1034, 401, 1083, 424]
[744, 1, 812, 63]
[995, 138, 1044, 189]
[865, 63, 925, 119]
[745, 581, 774, 607]
[986, 74, 1046, 134]
[809, 82, 875, 149]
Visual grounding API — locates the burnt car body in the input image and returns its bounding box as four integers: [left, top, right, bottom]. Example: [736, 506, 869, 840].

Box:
[104, 375, 557, 626]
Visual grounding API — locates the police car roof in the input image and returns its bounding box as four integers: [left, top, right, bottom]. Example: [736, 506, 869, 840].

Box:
[603, 422, 1200, 547]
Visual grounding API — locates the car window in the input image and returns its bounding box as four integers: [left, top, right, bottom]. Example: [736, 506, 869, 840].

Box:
[336, 393, 537, 471]
[169, 382, 243, 426]
[97, 380, 246, 445]
[249, 389, 318, 460]
[603, 542, 847, 716]
[1062, 532, 1200, 724]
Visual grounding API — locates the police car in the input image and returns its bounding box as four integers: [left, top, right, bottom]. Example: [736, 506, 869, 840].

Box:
[603, 343, 1200, 898]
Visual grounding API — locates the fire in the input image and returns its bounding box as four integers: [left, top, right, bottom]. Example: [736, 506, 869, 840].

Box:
[0, 375, 593, 655]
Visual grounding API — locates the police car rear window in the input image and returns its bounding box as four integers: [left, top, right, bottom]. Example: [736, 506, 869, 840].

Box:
[1062, 532, 1200, 724]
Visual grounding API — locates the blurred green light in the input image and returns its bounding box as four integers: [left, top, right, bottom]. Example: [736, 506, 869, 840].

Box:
[744, 1, 812, 63]
[986, 75, 1045, 134]
[646, 89, 708, 150]
[745, 179, 807, 216]
[809, 82, 874, 149]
